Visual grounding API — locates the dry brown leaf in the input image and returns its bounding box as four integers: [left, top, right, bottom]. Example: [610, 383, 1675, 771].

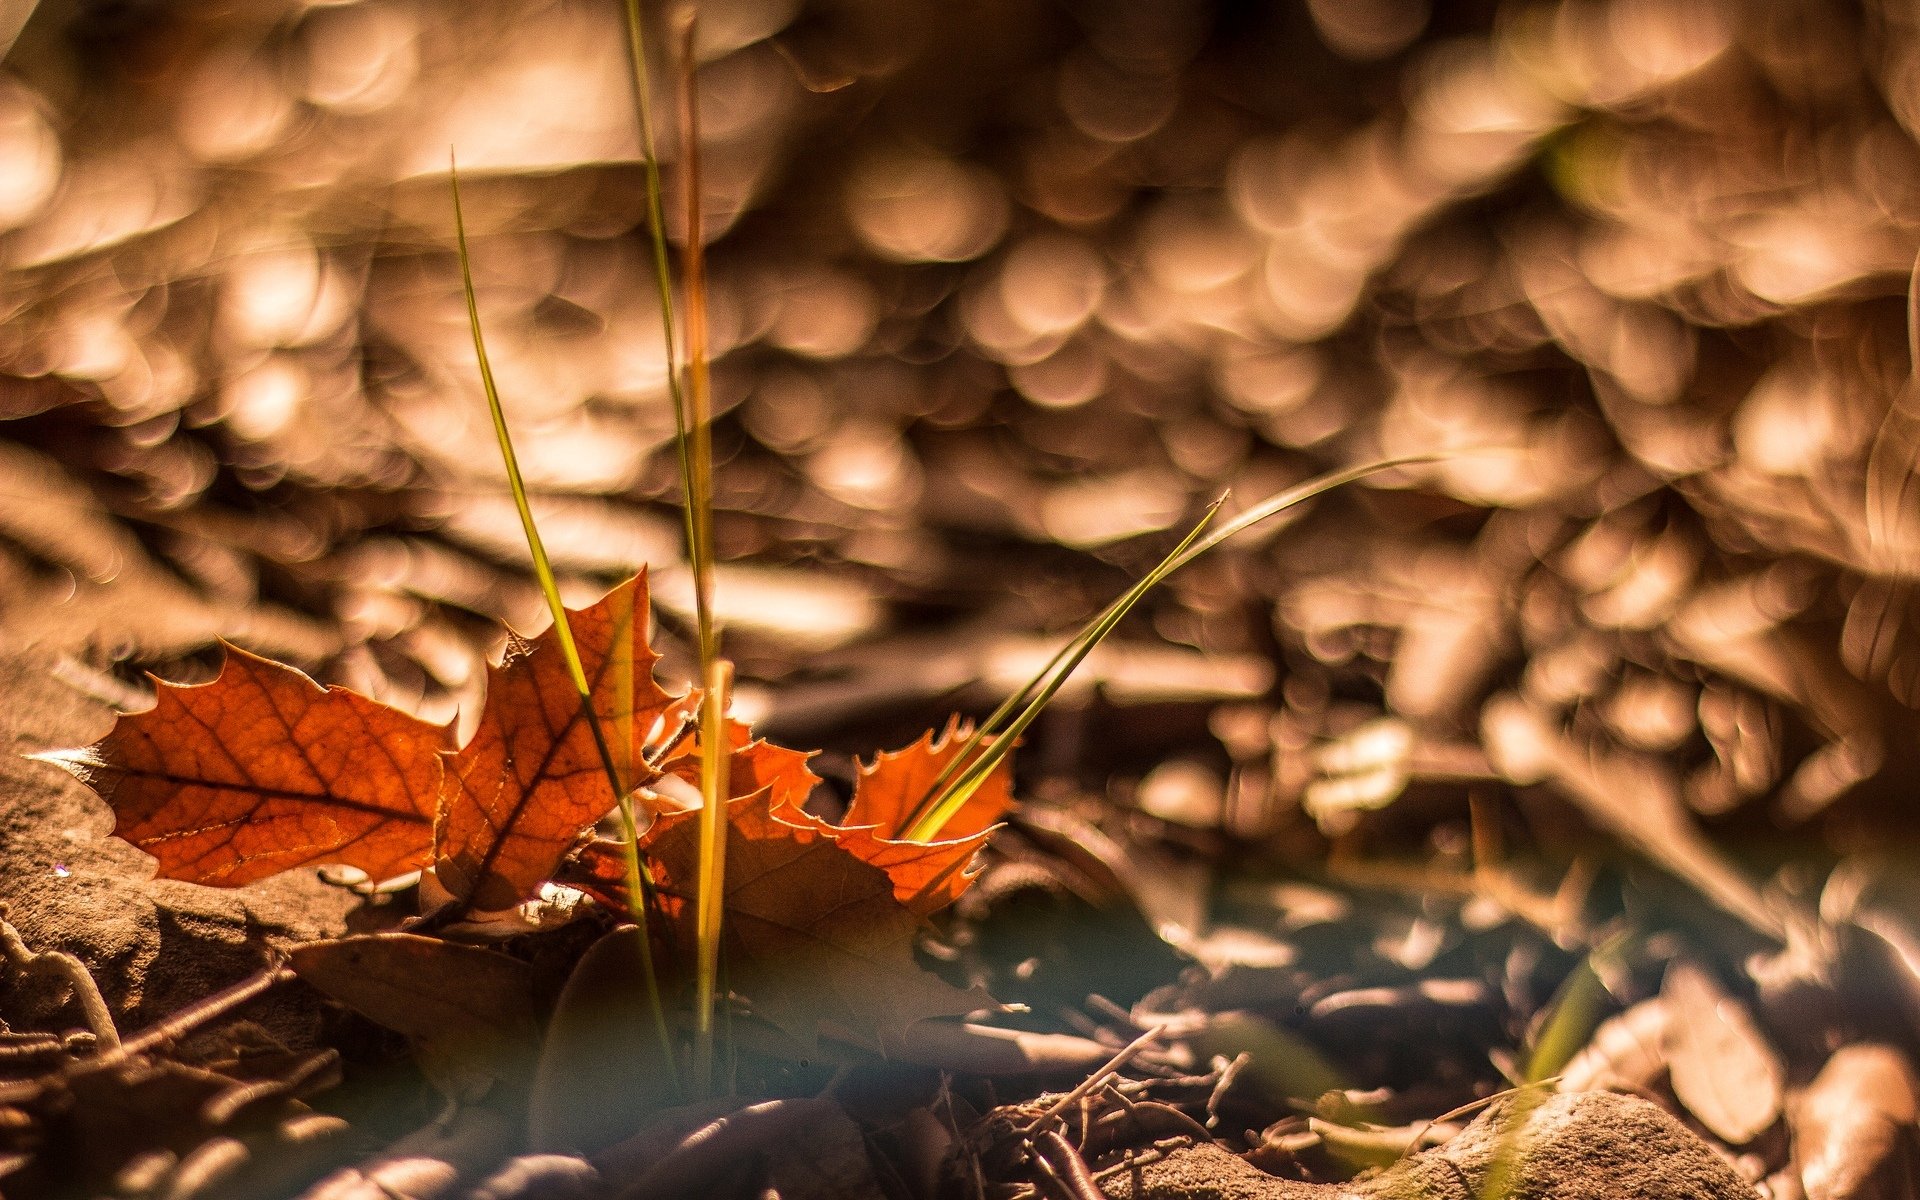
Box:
[1793, 1044, 1920, 1200]
[289, 933, 538, 1101]
[644, 792, 995, 1049]
[529, 926, 676, 1155]
[289, 932, 537, 1044]
[74, 645, 444, 887]
[1661, 959, 1784, 1145]
[1557, 996, 1670, 1096]
[437, 573, 677, 911]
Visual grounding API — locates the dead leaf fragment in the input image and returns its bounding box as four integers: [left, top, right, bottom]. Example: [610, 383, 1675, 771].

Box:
[290, 933, 538, 1101]
[80, 645, 444, 887]
[1661, 959, 1784, 1144]
[1793, 1044, 1920, 1200]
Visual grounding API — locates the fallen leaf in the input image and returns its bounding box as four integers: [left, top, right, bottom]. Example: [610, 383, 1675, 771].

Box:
[1661, 959, 1784, 1144]
[644, 792, 994, 1049]
[655, 711, 820, 818]
[783, 816, 993, 914]
[73, 645, 444, 887]
[845, 716, 1013, 841]
[1556, 997, 1670, 1096]
[289, 932, 537, 1044]
[437, 573, 678, 911]
[290, 933, 538, 1101]
[529, 926, 678, 1155]
[653, 715, 995, 913]
[1793, 1044, 1920, 1200]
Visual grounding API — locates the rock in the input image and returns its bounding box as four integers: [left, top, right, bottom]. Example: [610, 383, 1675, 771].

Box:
[1088, 1091, 1751, 1200]
[0, 653, 356, 1051]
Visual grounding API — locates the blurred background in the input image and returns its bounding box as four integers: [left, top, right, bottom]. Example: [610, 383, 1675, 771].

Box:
[4, 0, 1920, 891]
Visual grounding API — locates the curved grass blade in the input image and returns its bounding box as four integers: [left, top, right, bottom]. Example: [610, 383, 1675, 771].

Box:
[1477, 932, 1631, 1200]
[451, 160, 679, 1097]
[901, 452, 1456, 844]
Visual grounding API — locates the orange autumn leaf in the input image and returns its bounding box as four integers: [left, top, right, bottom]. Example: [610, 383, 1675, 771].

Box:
[436, 572, 678, 911]
[584, 809, 987, 917]
[643, 791, 994, 1048]
[73, 645, 444, 887]
[846, 716, 1014, 842]
[63, 567, 1010, 927]
[650, 715, 995, 912]
[776, 813, 992, 915]
[655, 709, 819, 818]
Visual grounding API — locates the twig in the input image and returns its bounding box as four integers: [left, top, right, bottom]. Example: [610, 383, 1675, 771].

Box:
[1025, 1025, 1166, 1136]
[0, 912, 120, 1051]
[1032, 1129, 1110, 1200]
[114, 960, 293, 1060]
[1206, 1052, 1249, 1130]
[1397, 1079, 1557, 1162]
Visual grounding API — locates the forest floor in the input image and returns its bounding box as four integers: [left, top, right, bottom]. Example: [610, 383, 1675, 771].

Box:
[6, 0, 1920, 1197]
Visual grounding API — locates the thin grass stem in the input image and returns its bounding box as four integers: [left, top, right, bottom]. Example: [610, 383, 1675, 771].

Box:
[673, 9, 730, 1096]
[620, 0, 699, 568]
[899, 499, 1221, 843]
[692, 658, 732, 1091]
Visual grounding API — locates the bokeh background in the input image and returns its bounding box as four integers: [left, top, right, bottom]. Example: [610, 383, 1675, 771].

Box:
[4, 0, 1920, 895]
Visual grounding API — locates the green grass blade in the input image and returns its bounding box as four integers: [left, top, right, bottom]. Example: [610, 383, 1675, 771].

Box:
[452, 158, 679, 1097]
[451, 164, 588, 699]
[1524, 931, 1629, 1083]
[899, 498, 1223, 843]
[1479, 932, 1631, 1200]
[902, 453, 1455, 843]
[620, 0, 699, 573]
[898, 491, 1213, 837]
